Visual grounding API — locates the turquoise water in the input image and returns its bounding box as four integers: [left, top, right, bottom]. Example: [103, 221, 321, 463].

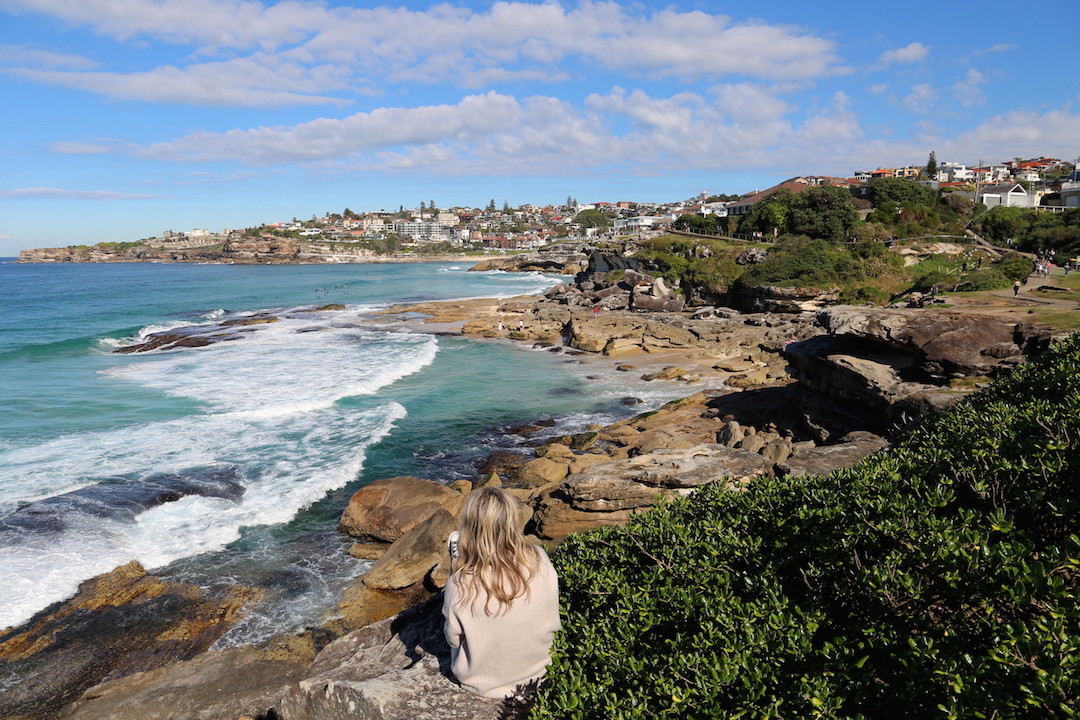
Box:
[0, 259, 683, 641]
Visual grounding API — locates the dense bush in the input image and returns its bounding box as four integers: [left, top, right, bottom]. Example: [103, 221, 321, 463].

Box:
[533, 333, 1080, 719]
[636, 237, 744, 299]
[974, 207, 1080, 257]
[738, 187, 858, 242]
[734, 237, 903, 292]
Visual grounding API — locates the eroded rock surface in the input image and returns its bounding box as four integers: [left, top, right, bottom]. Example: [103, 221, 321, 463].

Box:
[0, 562, 259, 720]
[274, 599, 504, 720]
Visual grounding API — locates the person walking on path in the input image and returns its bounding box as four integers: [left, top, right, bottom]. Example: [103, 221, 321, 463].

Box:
[1013, 279, 1021, 297]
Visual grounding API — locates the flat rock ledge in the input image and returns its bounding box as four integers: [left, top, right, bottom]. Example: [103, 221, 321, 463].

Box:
[274, 599, 506, 720]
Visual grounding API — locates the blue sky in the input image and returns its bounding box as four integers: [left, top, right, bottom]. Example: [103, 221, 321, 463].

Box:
[1, 0, 1078, 254]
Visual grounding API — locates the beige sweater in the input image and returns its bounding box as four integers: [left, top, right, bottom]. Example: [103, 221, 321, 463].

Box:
[442, 548, 561, 699]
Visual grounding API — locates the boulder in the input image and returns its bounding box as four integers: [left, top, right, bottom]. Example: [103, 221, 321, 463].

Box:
[362, 509, 459, 590]
[616, 445, 772, 488]
[340, 477, 465, 542]
[327, 582, 434, 637]
[630, 294, 685, 312]
[515, 456, 570, 486]
[57, 646, 305, 720]
[776, 431, 889, 478]
[641, 366, 686, 381]
[814, 306, 1044, 378]
[275, 598, 502, 720]
[529, 490, 638, 541]
[0, 562, 259, 720]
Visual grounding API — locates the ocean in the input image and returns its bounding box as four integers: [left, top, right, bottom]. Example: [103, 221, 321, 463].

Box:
[0, 259, 686, 645]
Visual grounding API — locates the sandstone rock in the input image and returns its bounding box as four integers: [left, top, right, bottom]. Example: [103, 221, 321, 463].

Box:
[529, 491, 638, 541]
[717, 420, 743, 448]
[726, 367, 770, 388]
[630, 294, 685, 312]
[565, 452, 613, 475]
[516, 456, 570, 486]
[477, 452, 532, 479]
[815, 306, 1045, 379]
[630, 429, 700, 455]
[641, 366, 687, 381]
[777, 431, 889, 478]
[328, 582, 433, 637]
[448, 480, 472, 494]
[562, 475, 671, 512]
[739, 434, 766, 453]
[713, 358, 756, 373]
[477, 472, 501, 488]
[362, 509, 458, 590]
[57, 646, 305, 720]
[760, 438, 792, 465]
[339, 477, 465, 542]
[274, 598, 502, 720]
[604, 336, 643, 355]
[0, 562, 258, 720]
[349, 543, 390, 560]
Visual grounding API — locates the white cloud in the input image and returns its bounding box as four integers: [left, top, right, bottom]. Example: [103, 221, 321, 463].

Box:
[951, 68, 986, 107]
[47, 141, 113, 154]
[3, 0, 843, 106]
[902, 83, 938, 114]
[129, 84, 879, 177]
[937, 108, 1080, 161]
[12, 54, 351, 107]
[138, 92, 527, 163]
[868, 84, 888, 95]
[0, 44, 99, 70]
[878, 42, 930, 66]
[0, 187, 161, 199]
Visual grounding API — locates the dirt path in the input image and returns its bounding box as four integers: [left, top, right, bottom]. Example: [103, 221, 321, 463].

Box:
[946, 269, 1080, 330]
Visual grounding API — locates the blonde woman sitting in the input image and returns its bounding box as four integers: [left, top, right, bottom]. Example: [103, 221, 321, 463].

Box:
[443, 487, 561, 699]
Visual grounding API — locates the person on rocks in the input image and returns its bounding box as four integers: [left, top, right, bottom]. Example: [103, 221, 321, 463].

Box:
[443, 487, 561, 700]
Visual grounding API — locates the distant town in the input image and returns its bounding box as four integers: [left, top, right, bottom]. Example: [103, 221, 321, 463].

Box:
[139, 155, 1077, 255]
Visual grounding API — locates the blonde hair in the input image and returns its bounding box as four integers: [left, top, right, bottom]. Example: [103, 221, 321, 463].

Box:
[452, 487, 539, 616]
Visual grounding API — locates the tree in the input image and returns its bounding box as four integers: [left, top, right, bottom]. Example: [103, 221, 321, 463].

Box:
[503, 200, 511, 212]
[420, 201, 427, 212]
[789, 186, 859, 242]
[674, 213, 719, 234]
[925, 151, 938, 179]
[739, 189, 794, 237]
[868, 177, 936, 208]
[487, 199, 496, 212]
[574, 209, 609, 229]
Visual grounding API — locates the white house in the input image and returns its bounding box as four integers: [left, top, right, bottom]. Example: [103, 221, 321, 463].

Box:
[1060, 181, 1080, 208]
[614, 216, 665, 231]
[978, 183, 1036, 208]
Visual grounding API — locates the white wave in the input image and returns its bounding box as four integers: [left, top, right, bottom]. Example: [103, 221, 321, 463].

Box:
[0, 401, 406, 630]
[101, 319, 438, 416]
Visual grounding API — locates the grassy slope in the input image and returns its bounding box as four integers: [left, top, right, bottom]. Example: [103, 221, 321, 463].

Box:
[532, 333, 1080, 719]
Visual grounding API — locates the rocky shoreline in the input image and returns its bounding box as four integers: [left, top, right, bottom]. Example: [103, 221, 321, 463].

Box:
[0, 261, 1060, 719]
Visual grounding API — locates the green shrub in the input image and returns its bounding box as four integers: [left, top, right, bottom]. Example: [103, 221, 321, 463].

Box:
[533, 333, 1080, 719]
[955, 268, 1010, 292]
